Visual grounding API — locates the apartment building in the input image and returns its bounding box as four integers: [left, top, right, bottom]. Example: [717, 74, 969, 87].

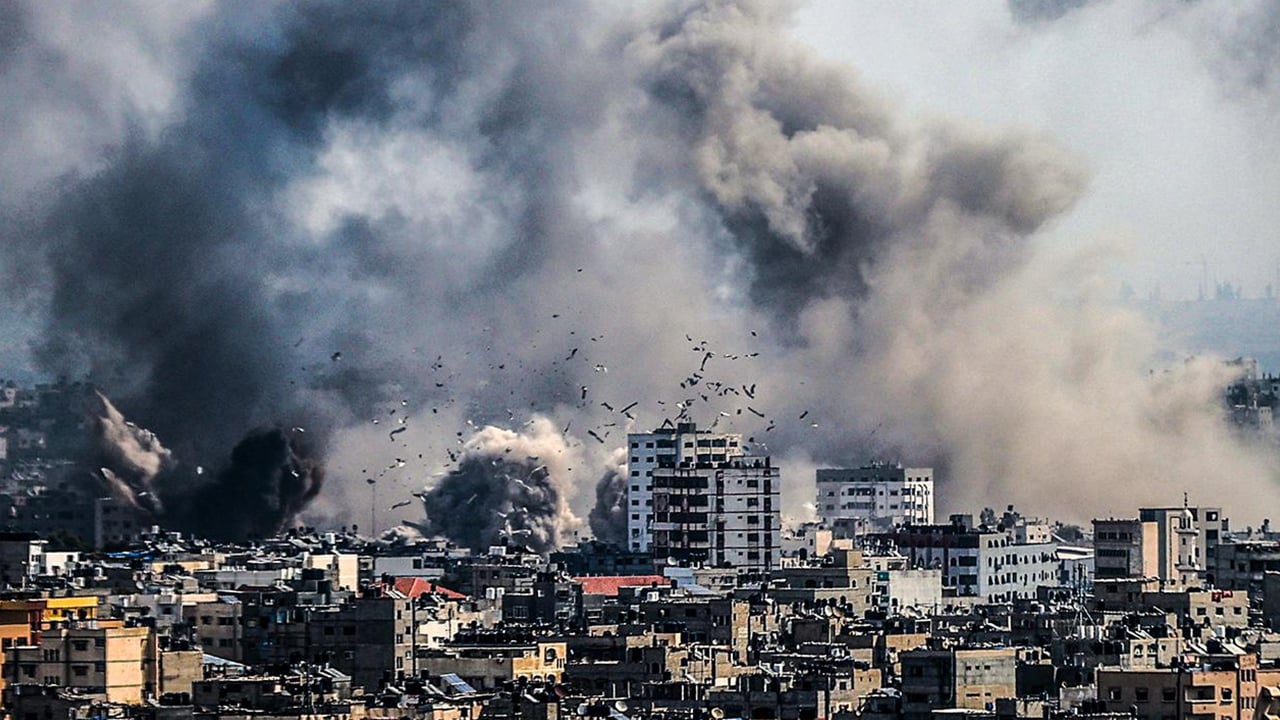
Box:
[625, 423, 745, 552]
[815, 462, 934, 532]
[649, 455, 780, 576]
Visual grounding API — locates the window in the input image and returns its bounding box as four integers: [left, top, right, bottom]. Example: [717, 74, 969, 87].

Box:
[1135, 688, 1149, 702]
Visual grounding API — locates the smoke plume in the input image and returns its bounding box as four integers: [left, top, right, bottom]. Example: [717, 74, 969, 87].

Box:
[90, 391, 322, 541]
[0, 0, 1277, 541]
[410, 418, 583, 553]
[587, 448, 628, 546]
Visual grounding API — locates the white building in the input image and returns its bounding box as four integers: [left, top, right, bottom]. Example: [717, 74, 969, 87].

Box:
[872, 515, 1057, 602]
[815, 462, 934, 532]
[625, 423, 745, 552]
[649, 456, 781, 576]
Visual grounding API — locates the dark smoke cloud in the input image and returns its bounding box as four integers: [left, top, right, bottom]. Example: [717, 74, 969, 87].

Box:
[171, 427, 324, 541]
[1, 0, 1276, 537]
[90, 392, 323, 541]
[410, 419, 581, 553]
[587, 449, 627, 546]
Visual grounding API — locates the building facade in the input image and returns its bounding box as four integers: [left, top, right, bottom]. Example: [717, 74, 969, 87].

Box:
[872, 516, 1057, 602]
[625, 423, 745, 552]
[815, 462, 934, 532]
[650, 456, 781, 576]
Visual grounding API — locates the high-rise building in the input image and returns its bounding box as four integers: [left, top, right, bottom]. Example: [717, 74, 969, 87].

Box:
[625, 423, 779, 575]
[624, 423, 745, 552]
[815, 462, 934, 532]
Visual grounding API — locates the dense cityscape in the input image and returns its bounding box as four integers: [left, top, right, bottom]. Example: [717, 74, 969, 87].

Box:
[3, 1, 1279, 720]
[0, 367, 1277, 720]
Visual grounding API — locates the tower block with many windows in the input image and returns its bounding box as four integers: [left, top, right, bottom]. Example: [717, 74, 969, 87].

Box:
[626, 423, 780, 575]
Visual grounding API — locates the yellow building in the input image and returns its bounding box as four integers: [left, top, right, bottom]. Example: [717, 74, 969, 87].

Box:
[4, 622, 157, 704]
[0, 597, 99, 693]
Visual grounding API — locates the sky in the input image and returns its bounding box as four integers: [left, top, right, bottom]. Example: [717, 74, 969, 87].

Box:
[2, 1, 1279, 540]
[794, 0, 1280, 302]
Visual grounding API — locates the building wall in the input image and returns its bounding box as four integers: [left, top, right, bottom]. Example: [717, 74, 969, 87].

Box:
[5, 624, 157, 705]
[875, 523, 1055, 601]
[1093, 519, 1160, 579]
[900, 648, 1017, 720]
[650, 460, 781, 575]
[184, 600, 243, 662]
[626, 424, 745, 552]
[815, 464, 934, 530]
[1097, 655, 1260, 720]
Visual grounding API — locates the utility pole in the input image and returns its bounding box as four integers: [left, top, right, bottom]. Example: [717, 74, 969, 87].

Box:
[367, 478, 377, 538]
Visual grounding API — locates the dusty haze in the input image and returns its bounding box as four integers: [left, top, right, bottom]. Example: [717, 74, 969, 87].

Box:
[1, 0, 1277, 548]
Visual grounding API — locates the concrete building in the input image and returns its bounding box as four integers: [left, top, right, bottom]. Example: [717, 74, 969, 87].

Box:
[1213, 539, 1280, 592]
[1138, 505, 1226, 588]
[771, 547, 877, 612]
[1093, 518, 1160, 580]
[872, 515, 1057, 602]
[4, 623, 158, 704]
[815, 462, 934, 532]
[183, 597, 244, 662]
[0, 532, 43, 588]
[899, 647, 1018, 720]
[871, 566, 944, 613]
[626, 423, 745, 552]
[0, 597, 99, 695]
[1096, 643, 1262, 720]
[417, 639, 567, 689]
[650, 455, 781, 576]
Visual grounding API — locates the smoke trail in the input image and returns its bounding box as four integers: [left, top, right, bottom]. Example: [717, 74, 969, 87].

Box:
[89, 392, 322, 541]
[411, 418, 583, 553]
[89, 391, 173, 515]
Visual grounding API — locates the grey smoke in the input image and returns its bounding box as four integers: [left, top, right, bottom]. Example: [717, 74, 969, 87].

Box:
[89, 391, 324, 541]
[587, 448, 628, 546]
[0, 0, 1276, 541]
[410, 419, 582, 553]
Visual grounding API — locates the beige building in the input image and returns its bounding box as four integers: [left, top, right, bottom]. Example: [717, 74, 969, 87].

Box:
[184, 597, 244, 661]
[0, 597, 100, 695]
[1094, 519, 1161, 580]
[1097, 647, 1262, 720]
[417, 640, 567, 690]
[5, 623, 156, 704]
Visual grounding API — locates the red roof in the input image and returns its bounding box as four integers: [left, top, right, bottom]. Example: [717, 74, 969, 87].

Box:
[393, 577, 467, 600]
[573, 575, 667, 597]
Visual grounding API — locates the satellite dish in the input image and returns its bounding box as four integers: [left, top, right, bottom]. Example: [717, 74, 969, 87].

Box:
[613, 700, 629, 713]
[576, 704, 589, 716]
[710, 709, 725, 720]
